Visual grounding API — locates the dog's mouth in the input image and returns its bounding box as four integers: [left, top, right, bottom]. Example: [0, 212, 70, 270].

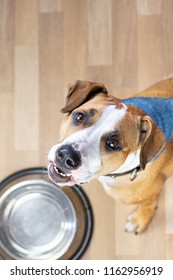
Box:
[48, 162, 76, 186]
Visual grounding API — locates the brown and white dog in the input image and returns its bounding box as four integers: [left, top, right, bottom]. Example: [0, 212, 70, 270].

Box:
[48, 78, 173, 234]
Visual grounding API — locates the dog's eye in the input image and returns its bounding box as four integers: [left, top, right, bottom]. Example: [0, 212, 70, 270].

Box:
[106, 139, 120, 150]
[74, 112, 85, 124]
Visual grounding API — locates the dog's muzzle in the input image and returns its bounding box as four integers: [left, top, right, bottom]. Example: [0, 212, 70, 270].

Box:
[48, 144, 82, 186]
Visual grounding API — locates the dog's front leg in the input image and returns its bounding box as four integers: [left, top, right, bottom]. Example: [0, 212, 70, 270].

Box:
[125, 198, 159, 234]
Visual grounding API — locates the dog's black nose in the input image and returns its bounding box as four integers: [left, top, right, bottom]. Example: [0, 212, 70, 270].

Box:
[55, 145, 81, 170]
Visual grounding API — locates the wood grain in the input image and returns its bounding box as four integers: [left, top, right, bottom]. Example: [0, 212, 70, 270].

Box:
[115, 203, 141, 257]
[112, 0, 137, 87]
[14, 46, 39, 151]
[87, 0, 112, 66]
[137, 0, 162, 15]
[165, 176, 173, 234]
[39, 0, 62, 13]
[63, 0, 87, 85]
[39, 13, 63, 163]
[0, 93, 14, 179]
[15, 0, 38, 44]
[137, 16, 162, 90]
[0, 0, 14, 92]
[0, 0, 173, 260]
[162, 0, 173, 77]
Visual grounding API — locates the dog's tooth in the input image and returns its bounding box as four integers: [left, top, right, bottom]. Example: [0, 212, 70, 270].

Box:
[53, 165, 58, 172]
[53, 165, 60, 174]
[53, 163, 71, 178]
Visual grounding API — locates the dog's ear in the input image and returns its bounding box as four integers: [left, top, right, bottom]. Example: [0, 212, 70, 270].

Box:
[140, 116, 167, 170]
[61, 80, 108, 113]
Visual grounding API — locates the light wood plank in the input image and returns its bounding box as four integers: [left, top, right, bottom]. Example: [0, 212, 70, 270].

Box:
[162, 0, 173, 77]
[39, 0, 62, 13]
[15, 0, 38, 44]
[83, 180, 116, 259]
[0, 0, 173, 260]
[137, 16, 162, 90]
[165, 176, 173, 234]
[10, 151, 39, 170]
[63, 0, 87, 86]
[137, 0, 162, 15]
[14, 46, 39, 151]
[87, 0, 112, 66]
[113, 87, 138, 99]
[0, 93, 14, 180]
[39, 13, 63, 162]
[0, 0, 14, 92]
[112, 0, 137, 87]
[115, 203, 141, 256]
[139, 191, 166, 259]
[87, 66, 114, 93]
[166, 235, 173, 259]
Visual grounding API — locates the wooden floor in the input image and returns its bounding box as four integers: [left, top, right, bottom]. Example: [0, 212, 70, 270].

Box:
[0, 0, 173, 260]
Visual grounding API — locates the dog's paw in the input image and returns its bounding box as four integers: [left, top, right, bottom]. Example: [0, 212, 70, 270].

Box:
[125, 214, 139, 234]
[125, 207, 156, 234]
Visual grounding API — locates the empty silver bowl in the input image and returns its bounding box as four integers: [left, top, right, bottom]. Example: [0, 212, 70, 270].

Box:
[0, 168, 93, 260]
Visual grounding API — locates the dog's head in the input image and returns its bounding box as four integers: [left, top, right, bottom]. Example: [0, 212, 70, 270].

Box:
[48, 80, 166, 186]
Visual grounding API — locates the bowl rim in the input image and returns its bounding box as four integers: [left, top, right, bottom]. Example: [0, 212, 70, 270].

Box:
[0, 167, 93, 260]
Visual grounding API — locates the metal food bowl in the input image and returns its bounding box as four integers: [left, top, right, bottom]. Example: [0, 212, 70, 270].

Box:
[0, 168, 93, 260]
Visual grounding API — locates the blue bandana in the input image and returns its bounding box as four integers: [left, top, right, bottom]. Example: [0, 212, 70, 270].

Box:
[123, 97, 173, 142]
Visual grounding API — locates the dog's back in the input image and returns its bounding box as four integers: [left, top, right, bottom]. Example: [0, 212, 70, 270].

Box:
[136, 77, 173, 98]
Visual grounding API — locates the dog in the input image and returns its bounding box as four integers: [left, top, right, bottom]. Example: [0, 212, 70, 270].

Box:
[48, 78, 173, 234]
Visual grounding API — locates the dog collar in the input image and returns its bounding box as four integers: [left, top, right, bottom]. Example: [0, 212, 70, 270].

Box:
[105, 165, 141, 181]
